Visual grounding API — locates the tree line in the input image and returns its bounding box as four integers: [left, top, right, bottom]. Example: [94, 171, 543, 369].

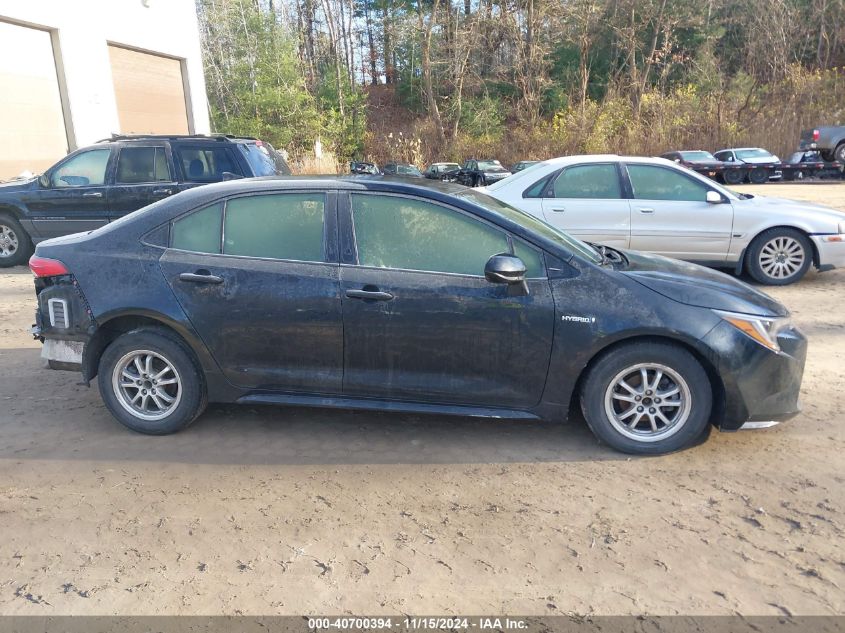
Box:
[198, 0, 845, 168]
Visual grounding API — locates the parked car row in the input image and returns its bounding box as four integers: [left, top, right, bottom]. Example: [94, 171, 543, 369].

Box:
[481, 155, 845, 286]
[350, 159, 536, 185]
[0, 134, 291, 267]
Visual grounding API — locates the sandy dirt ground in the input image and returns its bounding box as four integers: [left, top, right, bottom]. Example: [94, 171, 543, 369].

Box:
[0, 183, 844, 616]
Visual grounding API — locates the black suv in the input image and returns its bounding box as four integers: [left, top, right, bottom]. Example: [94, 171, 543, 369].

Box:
[0, 134, 290, 266]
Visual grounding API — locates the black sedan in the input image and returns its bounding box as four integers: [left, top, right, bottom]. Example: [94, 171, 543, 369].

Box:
[29, 178, 806, 454]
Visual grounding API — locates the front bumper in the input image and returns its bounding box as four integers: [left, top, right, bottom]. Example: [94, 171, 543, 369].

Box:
[701, 320, 807, 430]
[810, 234, 845, 269]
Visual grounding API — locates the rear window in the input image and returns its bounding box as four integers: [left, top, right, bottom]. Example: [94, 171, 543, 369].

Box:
[239, 142, 291, 176]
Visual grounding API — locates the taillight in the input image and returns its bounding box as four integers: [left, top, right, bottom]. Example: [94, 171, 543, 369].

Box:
[29, 256, 70, 278]
[813, 129, 820, 141]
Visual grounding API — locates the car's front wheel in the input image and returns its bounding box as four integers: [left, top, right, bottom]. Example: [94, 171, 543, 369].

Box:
[581, 342, 712, 455]
[746, 227, 812, 285]
[98, 329, 206, 434]
[0, 213, 33, 267]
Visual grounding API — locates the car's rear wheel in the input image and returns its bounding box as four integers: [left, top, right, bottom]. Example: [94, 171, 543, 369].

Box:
[581, 342, 712, 455]
[746, 227, 812, 285]
[98, 329, 206, 434]
[834, 142, 845, 164]
[0, 213, 33, 268]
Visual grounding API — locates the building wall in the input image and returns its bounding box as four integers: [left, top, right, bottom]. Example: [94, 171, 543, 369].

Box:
[0, 0, 210, 153]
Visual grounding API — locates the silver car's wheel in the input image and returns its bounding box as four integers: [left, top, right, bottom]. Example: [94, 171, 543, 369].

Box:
[747, 228, 812, 286]
[603, 363, 692, 442]
[112, 349, 182, 421]
[0, 223, 19, 259]
[758, 236, 806, 281]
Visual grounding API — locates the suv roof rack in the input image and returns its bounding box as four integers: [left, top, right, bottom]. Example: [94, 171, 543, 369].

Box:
[95, 133, 259, 143]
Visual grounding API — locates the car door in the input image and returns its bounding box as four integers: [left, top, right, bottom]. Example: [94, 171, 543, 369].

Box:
[158, 190, 343, 391]
[339, 191, 555, 409]
[22, 147, 114, 239]
[172, 144, 244, 193]
[538, 162, 631, 249]
[110, 144, 177, 219]
[625, 163, 734, 262]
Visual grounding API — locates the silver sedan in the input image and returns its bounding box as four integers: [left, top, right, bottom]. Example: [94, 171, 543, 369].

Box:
[480, 155, 845, 285]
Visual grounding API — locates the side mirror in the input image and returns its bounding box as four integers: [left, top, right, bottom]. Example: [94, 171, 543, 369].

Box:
[485, 253, 526, 284]
[38, 173, 51, 188]
[706, 190, 724, 204]
[221, 171, 243, 181]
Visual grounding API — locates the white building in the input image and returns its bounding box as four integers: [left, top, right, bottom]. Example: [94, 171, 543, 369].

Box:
[0, 0, 211, 180]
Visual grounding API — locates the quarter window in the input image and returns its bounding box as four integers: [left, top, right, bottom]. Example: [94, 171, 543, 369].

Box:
[51, 149, 110, 188]
[177, 147, 241, 182]
[551, 164, 621, 199]
[116, 147, 171, 184]
[627, 164, 709, 202]
[351, 193, 510, 276]
[223, 193, 325, 261]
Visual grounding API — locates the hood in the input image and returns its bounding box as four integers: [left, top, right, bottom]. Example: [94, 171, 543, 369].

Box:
[738, 156, 779, 164]
[620, 250, 787, 316]
[738, 195, 845, 228]
[0, 176, 37, 191]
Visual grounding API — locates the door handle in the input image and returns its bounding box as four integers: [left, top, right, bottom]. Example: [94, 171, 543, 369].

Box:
[638, 207, 655, 214]
[550, 207, 566, 213]
[179, 271, 223, 284]
[346, 288, 394, 301]
[153, 188, 173, 196]
[83, 192, 103, 198]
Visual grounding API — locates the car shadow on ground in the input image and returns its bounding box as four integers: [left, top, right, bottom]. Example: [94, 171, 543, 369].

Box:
[0, 347, 628, 466]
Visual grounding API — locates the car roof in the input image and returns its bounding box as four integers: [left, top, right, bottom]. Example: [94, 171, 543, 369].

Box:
[716, 147, 768, 152]
[95, 134, 260, 145]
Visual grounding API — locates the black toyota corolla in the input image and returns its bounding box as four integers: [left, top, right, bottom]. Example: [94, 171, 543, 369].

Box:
[28, 177, 806, 454]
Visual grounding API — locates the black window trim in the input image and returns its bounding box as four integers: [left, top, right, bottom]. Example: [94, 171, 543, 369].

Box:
[167, 189, 337, 265]
[341, 190, 548, 280]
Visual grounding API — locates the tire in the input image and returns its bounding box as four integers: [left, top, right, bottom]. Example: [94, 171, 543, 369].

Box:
[834, 142, 845, 164]
[746, 227, 812, 285]
[580, 342, 712, 455]
[97, 328, 206, 434]
[722, 169, 744, 185]
[0, 213, 33, 267]
[748, 167, 769, 184]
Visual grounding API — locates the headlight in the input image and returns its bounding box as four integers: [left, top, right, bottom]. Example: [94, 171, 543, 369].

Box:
[713, 309, 791, 352]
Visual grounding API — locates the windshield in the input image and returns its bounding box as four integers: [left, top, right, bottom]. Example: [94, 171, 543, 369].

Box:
[477, 160, 502, 170]
[240, 142, 290, 175]
[680, 151, 716, 161]
[398, 165, 422, 176]
[435, 164, 459, 172]
[736, 148, 773, 159]
[455, 189, 601, 263]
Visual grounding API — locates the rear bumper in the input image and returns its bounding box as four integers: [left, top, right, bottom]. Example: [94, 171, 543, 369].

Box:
[40, 338, 84, 371]
[810, 234, 845, 269]
[702, 321, 807, 431]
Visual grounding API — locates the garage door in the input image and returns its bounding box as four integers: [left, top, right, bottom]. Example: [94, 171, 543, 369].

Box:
[0, 21, 68, 181]
[108, 45, 190, 135]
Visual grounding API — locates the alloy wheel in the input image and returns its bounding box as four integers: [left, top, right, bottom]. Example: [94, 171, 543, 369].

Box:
[0, 224, 19, 258]
[758, 236, 805, 280]
[112, 350, 182, 421]
[603, 363, 692, 442]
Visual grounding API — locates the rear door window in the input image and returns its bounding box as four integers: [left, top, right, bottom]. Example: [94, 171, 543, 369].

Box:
[116, 146, 171, 183]
[176, 146, 242, 182]
[223, 193, 325, 261]
[550, 164, 621, 199]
